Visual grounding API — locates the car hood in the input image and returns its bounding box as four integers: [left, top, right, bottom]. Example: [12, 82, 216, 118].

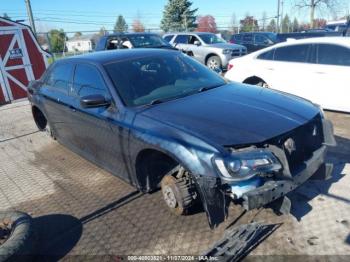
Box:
[208, 43, 244, 49]
[140, 83, 319, 147]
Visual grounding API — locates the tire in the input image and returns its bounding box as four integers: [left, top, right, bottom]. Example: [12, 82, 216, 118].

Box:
[206, 55, 222, 70]
[161, 172, 194, 216]
[0, 211, 36, 262]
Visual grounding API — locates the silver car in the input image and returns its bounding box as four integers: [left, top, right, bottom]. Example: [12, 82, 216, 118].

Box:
[163, 32, 247, 70]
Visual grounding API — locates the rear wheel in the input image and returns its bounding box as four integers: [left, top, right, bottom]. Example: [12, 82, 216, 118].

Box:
[160, 166, 196, 216]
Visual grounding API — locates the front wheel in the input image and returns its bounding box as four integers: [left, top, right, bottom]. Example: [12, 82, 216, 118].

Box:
[160, 167, 196, 216]
[206, 55, 222, 70]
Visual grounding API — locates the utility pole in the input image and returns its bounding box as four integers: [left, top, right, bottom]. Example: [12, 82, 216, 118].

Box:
[24, 0, 36, 34]
[280, 0, 284, 33]
[277, 0, 281, 33]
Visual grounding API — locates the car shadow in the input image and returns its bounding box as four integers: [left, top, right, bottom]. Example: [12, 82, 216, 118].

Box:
[33, 214, 82, 261]
[289, 135, 350, 221]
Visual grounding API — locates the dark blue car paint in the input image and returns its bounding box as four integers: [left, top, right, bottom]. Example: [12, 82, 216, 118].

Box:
[28, 49, 333, 228]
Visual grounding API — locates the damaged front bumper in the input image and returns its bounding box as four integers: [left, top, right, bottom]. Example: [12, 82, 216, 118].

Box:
[241, 145, 332, 211]
[196, 118, 336, 228]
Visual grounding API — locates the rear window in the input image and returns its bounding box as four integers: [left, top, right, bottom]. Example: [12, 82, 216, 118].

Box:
[242, 34, 253, 43]
[257, 49, 275, 60]
[274, 44, 310, 63]
[46, 63, 74, 91]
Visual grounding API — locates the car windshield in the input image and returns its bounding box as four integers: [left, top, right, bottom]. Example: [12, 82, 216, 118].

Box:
[104, 52, 226, 107]
[127, 35, 171, 48]
[200, 34, 226, 44]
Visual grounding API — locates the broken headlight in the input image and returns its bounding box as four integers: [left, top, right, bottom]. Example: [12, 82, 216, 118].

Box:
[214, 149, 282, 181]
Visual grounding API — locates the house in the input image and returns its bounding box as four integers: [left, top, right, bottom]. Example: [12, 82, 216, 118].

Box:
[65, 35, 95, 52]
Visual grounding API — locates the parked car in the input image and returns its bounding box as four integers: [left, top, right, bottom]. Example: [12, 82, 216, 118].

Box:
[225, 37, 350, 113]
[95, 33, 174, 51]
[163, 32, 247, 70]
[28, 49, 335, 228]
[229, 32, 277, 53]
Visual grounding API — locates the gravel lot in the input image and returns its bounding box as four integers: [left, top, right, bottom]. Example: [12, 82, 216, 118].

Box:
[0, 100, 349, 259]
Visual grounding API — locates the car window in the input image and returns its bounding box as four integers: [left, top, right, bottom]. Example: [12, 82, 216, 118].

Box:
[73, 64, 110, 99]
[174, 35, 188, 44]
[127, 34, 170, 48]
[106, 36, 119, 50]
[254, 35, 268, 45]
[274, 44, 310, 63]
[257, 49, 275, 60]
[163, 35, 174, 42]
[199, 34, 226, 44]
[104, 53, 226, 107]
[46, 63, 74, 91]
[188, 35, 200, 44]
[317, 44, 350, 66]
[242, 34, 253, 43]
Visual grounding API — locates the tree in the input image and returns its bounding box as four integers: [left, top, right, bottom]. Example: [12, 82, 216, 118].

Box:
[132, 19, 145, 32]
[261, 11, 268, 31]
[74, 32, 82, 37]
[3, 13, 11, 20]
[160, 0, 198, 32]
[196, 15, 217, 32]
[48, 29, 66, 53]
[292, 17, 300, 32]
[240, 15, 258, 32]
[267, 19, 277, 32]
[98, 26, 108, 36]
[294, 0, 339, 28]
[281, 14, 291, 33]
[313, 18, 327, 28]
[114, 15, 128, 33]
[230, 13, 237, 33]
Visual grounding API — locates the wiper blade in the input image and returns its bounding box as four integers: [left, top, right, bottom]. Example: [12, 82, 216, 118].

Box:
[198, 84, 223, 93]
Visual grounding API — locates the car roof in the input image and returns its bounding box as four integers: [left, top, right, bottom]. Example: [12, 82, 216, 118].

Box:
[55, 49, 179, 65]
[275, 36, 350, 47]
[164, 32, 215, 35]
[235, 32, 276, 35]
[102, 32, 159, 38]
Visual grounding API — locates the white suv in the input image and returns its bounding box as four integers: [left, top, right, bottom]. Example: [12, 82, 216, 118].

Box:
[225, 37, 350, 113]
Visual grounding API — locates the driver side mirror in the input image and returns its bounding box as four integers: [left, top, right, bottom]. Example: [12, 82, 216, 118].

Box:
[194, 40, 201, 46]
[80, 94, 111, 108]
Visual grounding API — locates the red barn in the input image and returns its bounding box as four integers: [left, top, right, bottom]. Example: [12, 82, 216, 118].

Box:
[0, 17, 50, 105]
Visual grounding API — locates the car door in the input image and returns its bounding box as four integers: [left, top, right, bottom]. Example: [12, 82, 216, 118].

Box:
[310, 43, 350, 112]
[172, 34, 190, 54]
[39, 62, 76, 144]
[187, 35, 205, 62]
[70, 63, 130, 180]
[242, 33, 253, 53]
[263, 44, 314, 100]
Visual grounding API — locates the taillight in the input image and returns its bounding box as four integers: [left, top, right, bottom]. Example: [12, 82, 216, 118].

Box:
[227, 63, 234, 71]
[230, 39, 235, 44]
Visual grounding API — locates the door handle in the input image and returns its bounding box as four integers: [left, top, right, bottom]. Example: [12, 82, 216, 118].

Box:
[315, 71, 325, 74]
[69, 106, 76, 112]
[267, 68, 275, 71]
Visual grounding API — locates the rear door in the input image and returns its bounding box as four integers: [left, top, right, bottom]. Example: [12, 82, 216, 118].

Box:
[265, 44, 314, 100]
[311, 43, 350, 112]
[39, 62, 75, 144]
[242, 33, 253, 53]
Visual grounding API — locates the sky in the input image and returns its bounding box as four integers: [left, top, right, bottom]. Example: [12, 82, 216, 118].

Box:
[1, 0, 349, 34]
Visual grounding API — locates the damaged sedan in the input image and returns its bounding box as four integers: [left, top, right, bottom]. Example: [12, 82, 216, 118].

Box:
[27, 49, 336, 228]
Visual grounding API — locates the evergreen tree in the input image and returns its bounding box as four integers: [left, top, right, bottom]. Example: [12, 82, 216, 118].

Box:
[160, 0, 198, 32]
[114, 15, 128, 33]
[3, 13, 11, 20]
[292, 18, 299, 32]
[267, 19, 277, 32]
[48, 29, 66, 53]
[281, 14, 291, 33]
